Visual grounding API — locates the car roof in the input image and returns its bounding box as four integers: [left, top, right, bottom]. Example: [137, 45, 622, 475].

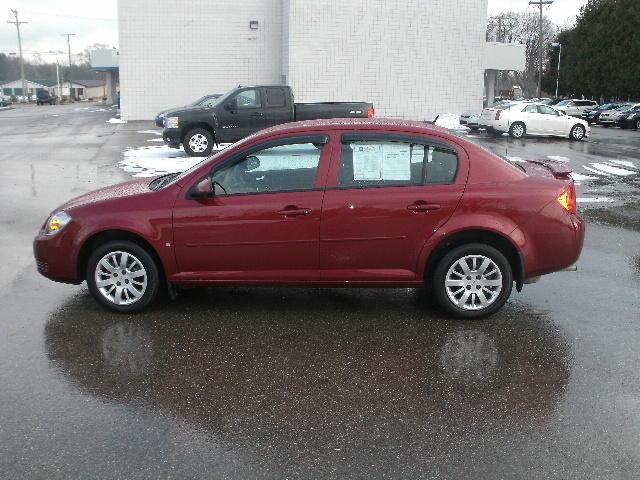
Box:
[256, 118, 455, 137]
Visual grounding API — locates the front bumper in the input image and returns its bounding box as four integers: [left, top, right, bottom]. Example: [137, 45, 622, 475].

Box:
[33, 227, 82, 284]
[155, 115, 165, 128]
[162, 128, 181, 148]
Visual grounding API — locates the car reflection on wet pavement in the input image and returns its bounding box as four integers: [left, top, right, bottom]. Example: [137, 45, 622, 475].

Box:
[44, 288, 569, 477]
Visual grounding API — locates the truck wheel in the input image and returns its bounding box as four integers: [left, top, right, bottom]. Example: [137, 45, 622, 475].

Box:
[183, 128, 213, 157]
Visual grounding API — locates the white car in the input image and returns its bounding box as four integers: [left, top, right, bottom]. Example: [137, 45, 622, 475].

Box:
[479, 102, 589, 140]
[554, 99, 598, 117]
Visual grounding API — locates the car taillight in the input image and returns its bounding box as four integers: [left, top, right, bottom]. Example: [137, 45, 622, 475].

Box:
[557, 183, 577, 214]
[367, 107, 375, 118]
[495, 110, 502, 120]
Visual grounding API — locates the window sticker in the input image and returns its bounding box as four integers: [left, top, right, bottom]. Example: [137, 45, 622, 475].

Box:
[353, 144, 383, 180]
[382, 143, 411, 181]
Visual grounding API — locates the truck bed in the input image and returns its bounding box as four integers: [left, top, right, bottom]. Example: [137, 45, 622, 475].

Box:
[295, 102, 374, 121]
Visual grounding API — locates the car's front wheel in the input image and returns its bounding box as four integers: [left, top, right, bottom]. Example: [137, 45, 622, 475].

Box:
[183, 128, 214, 157]
[570, 124, 586, 141]
[433, 244, 513, 319]
[509, 122, 526, 139]
[86, 240, 160, 313]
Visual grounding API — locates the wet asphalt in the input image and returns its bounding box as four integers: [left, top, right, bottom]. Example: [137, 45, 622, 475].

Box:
[0, 103, 639, 479]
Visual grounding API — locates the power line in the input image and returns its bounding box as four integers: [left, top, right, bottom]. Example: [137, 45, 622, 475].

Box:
[7, 9, 28, 97]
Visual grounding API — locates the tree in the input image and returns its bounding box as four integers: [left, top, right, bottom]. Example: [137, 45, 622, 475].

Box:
[543, 0, 640, 100]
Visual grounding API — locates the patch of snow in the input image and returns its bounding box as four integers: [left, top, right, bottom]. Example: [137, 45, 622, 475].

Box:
[107, 117, 127, 124]
[577, 197, 615, 203]
[505, 156, 525, 162]
[570, 173, 597, 183]
[433, 113, 468, 131]
[588, 163, 635, 176]
[608, 160, 637, 170]
[137, 130, 162, 135]
[583, 165, 612, 176]
[547, 155, 570, 162]
[119, 146, 200, 177]
[146, 138, 165, 142]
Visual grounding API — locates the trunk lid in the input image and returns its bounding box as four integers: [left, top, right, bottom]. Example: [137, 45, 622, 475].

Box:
[519, 159, 572, 180]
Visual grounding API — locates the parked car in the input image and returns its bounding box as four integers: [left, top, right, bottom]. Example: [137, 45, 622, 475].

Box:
[554, 99, 598, 117]
[34, 118, 584, 319]
[36, 90, 56, 105]
[0, 95, 12, 107]
[162, 85, 375, 156]
[459, 111, 480, 130]
[616, 104, 640, 129]
[155, 94, 222, 127]
[479, 102, 589, 140]
[583, 102, 624, 124]
[598, 103, 636, 126]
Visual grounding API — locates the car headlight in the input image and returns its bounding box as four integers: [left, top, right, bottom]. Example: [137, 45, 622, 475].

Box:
[44, 211, 72, 235]
[165, 116, 179, 129]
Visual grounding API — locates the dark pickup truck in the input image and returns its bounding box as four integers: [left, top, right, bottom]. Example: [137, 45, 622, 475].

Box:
[162, 85, 375, 156]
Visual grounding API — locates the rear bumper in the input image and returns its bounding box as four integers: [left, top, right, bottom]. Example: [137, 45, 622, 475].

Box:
[163, 128, 181, 148]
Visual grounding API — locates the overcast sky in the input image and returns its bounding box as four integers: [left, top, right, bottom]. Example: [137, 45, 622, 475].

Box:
[3, 1, 587, 63]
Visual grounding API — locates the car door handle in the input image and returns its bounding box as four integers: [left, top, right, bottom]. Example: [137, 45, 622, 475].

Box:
[252, 112, 264, 117]
[277, 206, 311, 217]
[407, 202, 441, 213]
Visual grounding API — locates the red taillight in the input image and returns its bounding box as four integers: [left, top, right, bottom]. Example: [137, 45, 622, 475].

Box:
[367, 107, 375, 118]
[557, 183, 577, 214]
[495, 110, 502, 120]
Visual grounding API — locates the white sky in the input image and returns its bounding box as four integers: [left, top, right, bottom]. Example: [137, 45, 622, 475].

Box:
[2, 0, 587, 63]
[488, 0, 589, 27]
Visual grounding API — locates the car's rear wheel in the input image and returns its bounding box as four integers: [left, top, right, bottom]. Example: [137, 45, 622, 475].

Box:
[86, 241, 159, 313]
[433, 244, 513, 319]
[635, 119, 640, 130]
[509, 122, 526, 139]
[570, 124, 586, 141]
[183, 128, 213, 157]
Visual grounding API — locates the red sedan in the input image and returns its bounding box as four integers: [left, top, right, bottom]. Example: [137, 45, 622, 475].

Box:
[34, 119, 584, 318]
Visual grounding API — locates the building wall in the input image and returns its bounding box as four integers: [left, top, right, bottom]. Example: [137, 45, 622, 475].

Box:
[118, 0, 284, 120]
[285, 0, 488, 120]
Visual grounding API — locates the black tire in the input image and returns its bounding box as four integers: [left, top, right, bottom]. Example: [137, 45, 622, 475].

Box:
[432, 243, 513, 320]
[86, 240, 160, 313]
[635, 119, 640, 130]
[601, 123, 610, 128]
[570, 124, 586, 141]
[183, 128, 213, 157]
[469, 126, 479, 131]
[508, 122, 526, 139]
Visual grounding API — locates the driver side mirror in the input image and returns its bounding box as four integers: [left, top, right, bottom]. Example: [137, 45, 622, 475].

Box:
[188, 177, 214, 199]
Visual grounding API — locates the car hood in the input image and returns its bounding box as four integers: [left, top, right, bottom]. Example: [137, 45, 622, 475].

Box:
[58, 179, 152, 211]
[158, 105, 212, 117]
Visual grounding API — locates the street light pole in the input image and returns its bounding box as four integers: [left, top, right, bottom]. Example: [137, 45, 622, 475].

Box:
[61, 33, 76, 101]
[529, 0, 554, 98]
[552, 43, 562, 98]
[7, 10, 28, 100]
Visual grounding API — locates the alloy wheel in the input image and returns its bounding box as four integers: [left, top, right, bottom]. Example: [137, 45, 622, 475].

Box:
[511, 124, 524, 138]
[572, 125, 585, 140]
[445, 255, 503, 311]
[94, 251, 148, 306]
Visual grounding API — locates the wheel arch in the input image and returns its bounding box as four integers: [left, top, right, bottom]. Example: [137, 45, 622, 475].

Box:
[423, 229, 524, 291]
[181, 123, 216, 144]
[77, 229, 167, 282]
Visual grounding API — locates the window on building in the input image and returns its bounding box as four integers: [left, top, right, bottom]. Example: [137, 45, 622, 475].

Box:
[211, 141, 324, 195]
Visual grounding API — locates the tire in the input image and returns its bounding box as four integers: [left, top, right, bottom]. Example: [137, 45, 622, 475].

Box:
[432, 243, 513, 319]
[509, 122, 526, 139]
[602, 123, 610, 128]
[469, 126, 479, 131]
[183, 128, 213, 157]
[86, 240, 160, 313]
[636, 119, 640, 130]
[570, 124, 586, 141]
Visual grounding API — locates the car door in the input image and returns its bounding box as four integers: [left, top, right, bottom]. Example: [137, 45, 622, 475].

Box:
[319, 132, 467, 282]
[217, 87, 266, 141]
[538, 105, 568, 135]
[262, 87, 293, 129]
[520, 104, 544, 134]
[172, 134, 330, 282]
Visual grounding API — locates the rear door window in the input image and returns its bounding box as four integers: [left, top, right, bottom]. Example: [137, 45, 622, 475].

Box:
[265, 88, 287, 108]
[338, 137, 458, 188]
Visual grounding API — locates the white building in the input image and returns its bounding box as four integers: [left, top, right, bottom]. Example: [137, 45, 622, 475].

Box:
[118, 0, 524, 121]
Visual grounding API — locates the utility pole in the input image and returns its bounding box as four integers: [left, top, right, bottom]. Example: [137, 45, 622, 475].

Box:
[7, 10, 28, 100]
[529, 0, 553, 98]
[61, 33, 76, 101]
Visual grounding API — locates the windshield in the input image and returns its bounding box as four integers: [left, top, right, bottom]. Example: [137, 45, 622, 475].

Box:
[555, 100, 571, 106]
[615, 104, 633, 111]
